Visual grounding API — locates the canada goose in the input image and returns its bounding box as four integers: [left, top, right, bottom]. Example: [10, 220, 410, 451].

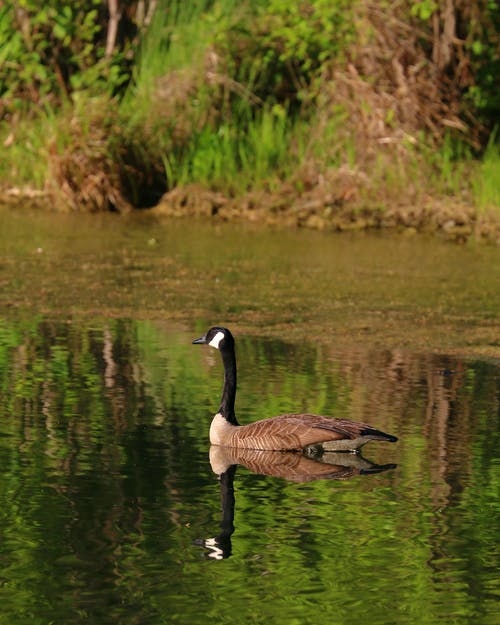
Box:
[192, 326, 398, 451]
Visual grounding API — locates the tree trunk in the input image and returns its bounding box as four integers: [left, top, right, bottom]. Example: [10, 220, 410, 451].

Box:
[106, 0, 122, 58]
[433, 0, 457, 70]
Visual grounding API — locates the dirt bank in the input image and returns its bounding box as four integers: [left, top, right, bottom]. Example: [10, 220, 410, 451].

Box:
[151, 183, 500, 245]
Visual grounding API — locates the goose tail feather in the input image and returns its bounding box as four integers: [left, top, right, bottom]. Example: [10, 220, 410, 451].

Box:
[361, 428, 398, 443]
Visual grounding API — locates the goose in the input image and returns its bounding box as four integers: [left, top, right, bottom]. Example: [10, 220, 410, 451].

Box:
[192, 326, 398, 451]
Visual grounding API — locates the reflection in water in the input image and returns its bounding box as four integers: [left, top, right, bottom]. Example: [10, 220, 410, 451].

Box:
[209, 445, 397, 482]
[196, 447, 397, 560]
[0, 318, 498, 625]
[194, 464, 237, 560]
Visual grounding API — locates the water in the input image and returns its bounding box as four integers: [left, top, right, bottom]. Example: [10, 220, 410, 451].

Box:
[0, 208, 499, 624]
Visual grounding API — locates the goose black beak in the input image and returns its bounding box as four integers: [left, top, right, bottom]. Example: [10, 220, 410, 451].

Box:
[192, 334, 207, 345]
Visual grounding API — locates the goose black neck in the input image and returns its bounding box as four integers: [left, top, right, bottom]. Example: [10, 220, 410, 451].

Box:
[218, 345, 239, 425]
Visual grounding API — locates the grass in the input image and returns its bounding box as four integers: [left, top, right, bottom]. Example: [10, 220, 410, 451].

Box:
[2, 90, 498, 220]
[123, 0, 307, 196]
[125, 0, 216, 106]
[126, 96, 303, 198]
[0, 110, 53, 191]
[472, 137, 500, 215]
[162, 107, 296, 192]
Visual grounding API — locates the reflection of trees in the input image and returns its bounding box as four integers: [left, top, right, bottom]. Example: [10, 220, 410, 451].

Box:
[1, 319, 498, 507]
[313, 346, 497, 503]
[0, 319, 191, 621]
[0, 318, 497, 620]
[314, 344, 498, 612]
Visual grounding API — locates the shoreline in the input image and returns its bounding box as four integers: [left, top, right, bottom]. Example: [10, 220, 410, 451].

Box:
[3, 183, 500, 244]
[143, 183, 500, 245]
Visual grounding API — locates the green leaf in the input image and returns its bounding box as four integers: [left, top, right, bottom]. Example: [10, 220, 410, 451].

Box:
[472, 40, 483, 55]
[53, 22, 66, 40]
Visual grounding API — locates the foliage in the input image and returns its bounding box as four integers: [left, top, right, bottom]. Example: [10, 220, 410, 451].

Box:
[218, 0, 355, 107]
[0, 0, 133, 115]
[0, 0, 499, 217]
[408, 0, 500, 127]
[465, 2, 500, 121]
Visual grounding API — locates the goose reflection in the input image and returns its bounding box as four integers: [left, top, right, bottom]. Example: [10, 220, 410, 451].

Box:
[195, 446, 397, 560]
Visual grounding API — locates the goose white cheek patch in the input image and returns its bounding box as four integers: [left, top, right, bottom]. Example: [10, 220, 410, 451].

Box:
[208, 331, 225, 349]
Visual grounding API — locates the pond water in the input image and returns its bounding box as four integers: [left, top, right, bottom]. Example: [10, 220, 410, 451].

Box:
[0, 207, 499, 625]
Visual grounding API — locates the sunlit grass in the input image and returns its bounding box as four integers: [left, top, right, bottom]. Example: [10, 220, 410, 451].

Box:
[0, 112, 52, 190]
[418, 133, 471, 196]
[162, 107, 300, 192]
[472, 138, 500, 214]
[125, 0, 216, 106]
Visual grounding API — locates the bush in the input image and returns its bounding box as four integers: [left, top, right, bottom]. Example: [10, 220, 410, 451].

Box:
[0, 0, 133, 116]
[216, 0, 355, 108]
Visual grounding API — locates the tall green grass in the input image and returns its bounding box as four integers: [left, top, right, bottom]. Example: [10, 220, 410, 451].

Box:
[418, 133, 471, 197]
[162, 108, 298, 191]
[123, 0, 244, 118]
[472, 135, 500, 214]
[0, 109, 54, 190]
[420, 133, 500, 215]
[127, 0, 215, 99]
[123, 0, 309, 194]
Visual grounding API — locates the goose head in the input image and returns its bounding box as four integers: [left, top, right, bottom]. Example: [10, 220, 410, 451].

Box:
[192, 326, 234, 351]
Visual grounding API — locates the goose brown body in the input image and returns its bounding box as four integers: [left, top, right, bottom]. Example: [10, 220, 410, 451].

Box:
[209, 412, 395, 451]
[193, 326, 398, 452]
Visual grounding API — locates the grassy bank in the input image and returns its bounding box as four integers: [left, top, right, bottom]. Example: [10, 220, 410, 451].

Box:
[1, 1, 499, 241]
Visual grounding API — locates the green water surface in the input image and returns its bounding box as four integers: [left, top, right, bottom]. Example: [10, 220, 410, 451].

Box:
[0, 208, 499, 625]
